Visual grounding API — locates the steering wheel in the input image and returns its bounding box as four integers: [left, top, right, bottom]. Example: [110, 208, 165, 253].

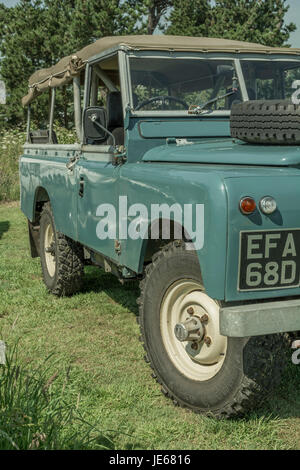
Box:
[135, 95, 188, 111]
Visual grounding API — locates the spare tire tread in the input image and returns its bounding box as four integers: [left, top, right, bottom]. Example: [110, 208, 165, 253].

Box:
[231, 100, 300, 145]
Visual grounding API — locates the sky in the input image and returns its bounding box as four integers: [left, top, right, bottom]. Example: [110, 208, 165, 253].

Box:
[0, 80, 5, 104]
[1, 0, 300, 47]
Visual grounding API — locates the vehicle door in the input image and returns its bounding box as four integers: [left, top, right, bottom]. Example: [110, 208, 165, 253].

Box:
[76, 53, 124, 262]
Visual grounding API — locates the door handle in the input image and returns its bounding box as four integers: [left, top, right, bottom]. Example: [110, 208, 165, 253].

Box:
[79, 176, 85, 197]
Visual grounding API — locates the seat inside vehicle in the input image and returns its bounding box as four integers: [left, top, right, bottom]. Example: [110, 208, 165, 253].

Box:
[105, 91, 124, 146]
[29, 129, 58, 144]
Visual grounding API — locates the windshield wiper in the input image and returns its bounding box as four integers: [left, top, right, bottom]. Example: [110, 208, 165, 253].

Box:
[188, 89, 237, 115]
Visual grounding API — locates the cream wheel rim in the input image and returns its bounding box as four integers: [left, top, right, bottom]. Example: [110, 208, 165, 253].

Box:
[44, 223, 56, 277]
[160, 279, 227, 381]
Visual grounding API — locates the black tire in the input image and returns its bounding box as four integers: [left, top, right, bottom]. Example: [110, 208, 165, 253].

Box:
[138, 241, 286, 419]
[230, 100, 300, 145]
[39, 202, 84, 296]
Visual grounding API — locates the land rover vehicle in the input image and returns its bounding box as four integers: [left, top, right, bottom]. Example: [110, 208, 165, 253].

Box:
[20, 35, 300, 418]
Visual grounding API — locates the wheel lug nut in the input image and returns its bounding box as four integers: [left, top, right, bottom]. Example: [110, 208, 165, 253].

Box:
[200, 314, 209, 323]
[187, 307, 194, 315]
[204, 336, 212, 346]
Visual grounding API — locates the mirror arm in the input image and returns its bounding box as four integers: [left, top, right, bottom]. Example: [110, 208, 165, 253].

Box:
[89, 114, 116, 148]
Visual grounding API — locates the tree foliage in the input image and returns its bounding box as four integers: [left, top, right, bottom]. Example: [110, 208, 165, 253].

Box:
[0, 0, 297, 127]
[167, 0, 296, 47]
[0, 0, 143, 125]
[145, 0, 173, 34]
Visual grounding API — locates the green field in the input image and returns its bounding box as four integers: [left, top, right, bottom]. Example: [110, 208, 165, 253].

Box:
[0, 202, 299, 449]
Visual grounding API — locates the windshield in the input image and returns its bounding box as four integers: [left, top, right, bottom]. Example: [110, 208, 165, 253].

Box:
[241, 60, 300, 101]
[129, 58, 239, 111]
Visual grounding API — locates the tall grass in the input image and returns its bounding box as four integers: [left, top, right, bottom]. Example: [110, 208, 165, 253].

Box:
[0, 343, 114, 450]
[0, 125, 77, 202]
[0, 127, 24, 202]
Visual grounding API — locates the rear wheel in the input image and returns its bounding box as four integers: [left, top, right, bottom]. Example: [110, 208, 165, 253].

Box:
[138, 241, 286, 418]
[39, 202, 84, 296]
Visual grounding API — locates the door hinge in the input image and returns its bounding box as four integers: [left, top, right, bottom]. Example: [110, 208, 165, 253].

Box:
[112, 146, 127, 166]
[66, 151, 80, 171]
[114, 240, 121, 255]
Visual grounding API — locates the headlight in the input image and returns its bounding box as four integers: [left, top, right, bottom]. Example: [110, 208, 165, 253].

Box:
[259, 196, 277, 215]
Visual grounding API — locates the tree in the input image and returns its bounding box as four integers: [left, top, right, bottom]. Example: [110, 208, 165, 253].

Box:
[0, 1, 47, 124]
[167, 0, 296, 47]
[0, 0, 144, 125]
[42, 0, 143, 57]
[123, 0, 173, 34]
[145, 0, 173, 34]
[166, 0, 211, 37]
[0, 0, 297, 126]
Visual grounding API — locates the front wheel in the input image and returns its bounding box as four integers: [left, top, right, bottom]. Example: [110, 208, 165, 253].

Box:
[138, 241, 286, 418]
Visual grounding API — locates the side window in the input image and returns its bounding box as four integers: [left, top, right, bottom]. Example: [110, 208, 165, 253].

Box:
[28, 72, 84, 145]
[256, 78, 276, 100]
[241, 60, 292, 101]
[86, 55, 124, 146]
[284, 66, 300, 99]
[50, 81, 83, 144]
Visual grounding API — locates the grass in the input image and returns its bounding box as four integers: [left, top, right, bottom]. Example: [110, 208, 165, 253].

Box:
[0, 344, 115, 450]
[0, 202, 299, 450]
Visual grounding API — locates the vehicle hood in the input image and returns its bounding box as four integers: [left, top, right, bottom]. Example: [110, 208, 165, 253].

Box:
[142, 139, 300, 166]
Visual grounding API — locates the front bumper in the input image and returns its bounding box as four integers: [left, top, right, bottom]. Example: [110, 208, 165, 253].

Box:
[220, 298, 300, 337]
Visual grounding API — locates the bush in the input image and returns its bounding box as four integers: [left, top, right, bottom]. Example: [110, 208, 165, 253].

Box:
[0, 125, 77, 202]
[0, 126, 25, 202]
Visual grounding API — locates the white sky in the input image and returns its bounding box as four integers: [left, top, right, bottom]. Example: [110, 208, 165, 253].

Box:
[1, 0, 300, 47]
[0, 80, 6, 104]
[285, 0, 300, 47]
[1, 0, 18, 6]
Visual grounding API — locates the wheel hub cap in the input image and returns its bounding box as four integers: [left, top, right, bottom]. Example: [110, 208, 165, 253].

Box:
[160, 280, 227, 381]
[174, 316, 204, 342]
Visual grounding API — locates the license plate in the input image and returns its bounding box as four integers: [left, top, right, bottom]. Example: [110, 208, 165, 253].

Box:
[238, 229, 300, 291]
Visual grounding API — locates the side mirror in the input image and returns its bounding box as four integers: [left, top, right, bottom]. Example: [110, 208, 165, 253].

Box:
[83, 106, 107, 143]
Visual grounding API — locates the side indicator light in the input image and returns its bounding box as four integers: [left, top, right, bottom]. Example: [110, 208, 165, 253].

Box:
[239, 197, 256, 215]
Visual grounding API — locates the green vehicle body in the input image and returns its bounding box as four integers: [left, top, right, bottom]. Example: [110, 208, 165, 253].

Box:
[20, 41, 300, 338]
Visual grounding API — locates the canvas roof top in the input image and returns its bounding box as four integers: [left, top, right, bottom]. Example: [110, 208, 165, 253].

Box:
[22, 35, 300, 106]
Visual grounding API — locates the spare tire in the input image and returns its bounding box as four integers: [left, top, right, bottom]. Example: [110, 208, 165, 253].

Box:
[230, 100, 300, 145]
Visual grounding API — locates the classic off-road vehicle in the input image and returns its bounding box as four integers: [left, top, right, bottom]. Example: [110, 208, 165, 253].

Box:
[20, 35, 300, 418]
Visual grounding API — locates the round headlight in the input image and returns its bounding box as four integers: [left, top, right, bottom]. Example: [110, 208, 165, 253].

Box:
[259, 196, 277, 215]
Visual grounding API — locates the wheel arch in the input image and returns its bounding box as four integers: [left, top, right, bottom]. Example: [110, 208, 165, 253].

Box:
[138, 217, 205, 285]
[27, 186, 51, 258]
[33, 186, 51, 223]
